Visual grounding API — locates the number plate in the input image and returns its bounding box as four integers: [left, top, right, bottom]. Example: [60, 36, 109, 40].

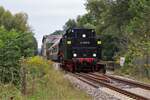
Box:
[80, 41, 90, 45]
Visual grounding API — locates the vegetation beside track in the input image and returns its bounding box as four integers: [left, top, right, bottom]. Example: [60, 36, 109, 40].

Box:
[0, 6, 37, 86]
[0, 56, 91, 100]
[114, 66, 150, 84]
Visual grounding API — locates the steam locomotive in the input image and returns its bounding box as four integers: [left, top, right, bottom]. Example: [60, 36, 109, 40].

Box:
[48, 28, 106, 73]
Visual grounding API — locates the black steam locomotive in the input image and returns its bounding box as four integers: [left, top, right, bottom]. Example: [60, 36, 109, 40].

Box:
[48, 28, 106, 73]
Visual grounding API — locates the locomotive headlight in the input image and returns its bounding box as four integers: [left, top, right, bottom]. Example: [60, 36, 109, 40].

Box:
[73, 53, 77, 57]
[93, 53, 96, 57]
[67, 41, 71, 44]
[97, 41, 102, 45]
[82, 34, 86, 38]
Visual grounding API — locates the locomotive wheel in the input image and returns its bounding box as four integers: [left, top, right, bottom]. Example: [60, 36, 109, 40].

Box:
[70, 66, 75, 73]
[96, 64, 106, 74]
[67, 63, 75, 73]
[77, 69, 80, 73]
[100, 67, 106, 74]
[59, 56, 63, 63]
[91, 65, 95, 72]
[102, 68, 106, 74]
[76, 65, 81, 73]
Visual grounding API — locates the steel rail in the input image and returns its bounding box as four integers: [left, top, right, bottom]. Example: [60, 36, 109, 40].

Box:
[92, 73, 150, 90]
[76, 73, 150, 100]
[70, 73, 99, 88]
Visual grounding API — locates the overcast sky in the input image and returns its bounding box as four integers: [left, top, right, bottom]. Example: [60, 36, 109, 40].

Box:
[0, 0, 86, 47]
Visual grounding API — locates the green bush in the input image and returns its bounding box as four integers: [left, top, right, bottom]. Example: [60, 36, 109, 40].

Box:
[23, 56, 50, 79]
[0, 6, 37, 86]
[0, 27, 37, 85]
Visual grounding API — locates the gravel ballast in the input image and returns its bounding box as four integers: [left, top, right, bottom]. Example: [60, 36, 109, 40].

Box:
[65, 74, 124, 100]
[53, 63, 135, 100]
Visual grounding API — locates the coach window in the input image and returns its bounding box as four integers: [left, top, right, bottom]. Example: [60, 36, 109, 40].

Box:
[54, 48, 56, 53]
[51, 50, 52, 54]
[52, 48, 54, 53]
[55, 47, 57, 53]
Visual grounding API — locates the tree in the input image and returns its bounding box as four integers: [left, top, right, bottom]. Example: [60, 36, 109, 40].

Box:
[0, 6, 5, 25]
[63, 19, 77, 30]
[0, 6, 37, 85]
[0, 27, 37, 85]
[76, 13, 96, 29]
[13, 13, 30, 32]
[124, 0, 150, 77]
[51, 30, 64, 35]
[0, 6, 31, 32]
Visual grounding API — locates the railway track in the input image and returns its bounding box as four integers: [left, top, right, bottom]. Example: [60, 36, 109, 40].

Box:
[73, 73, 150, 100]
[92, 73, 150, 90]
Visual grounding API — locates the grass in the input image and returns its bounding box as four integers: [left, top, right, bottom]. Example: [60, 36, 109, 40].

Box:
[0, 84, 22, 100]
[0, 56, 91, 100]
[26, 67, 91, 100]
[114, 66, 150, 84]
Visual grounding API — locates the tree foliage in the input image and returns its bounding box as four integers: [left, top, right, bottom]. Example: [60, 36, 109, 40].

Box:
[62, 0, 150, 77]
[86, 0, 150, 77]
[0, 6, 37, 85]
[63, 19, 77, 30]
[51, 30, 64, 35]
